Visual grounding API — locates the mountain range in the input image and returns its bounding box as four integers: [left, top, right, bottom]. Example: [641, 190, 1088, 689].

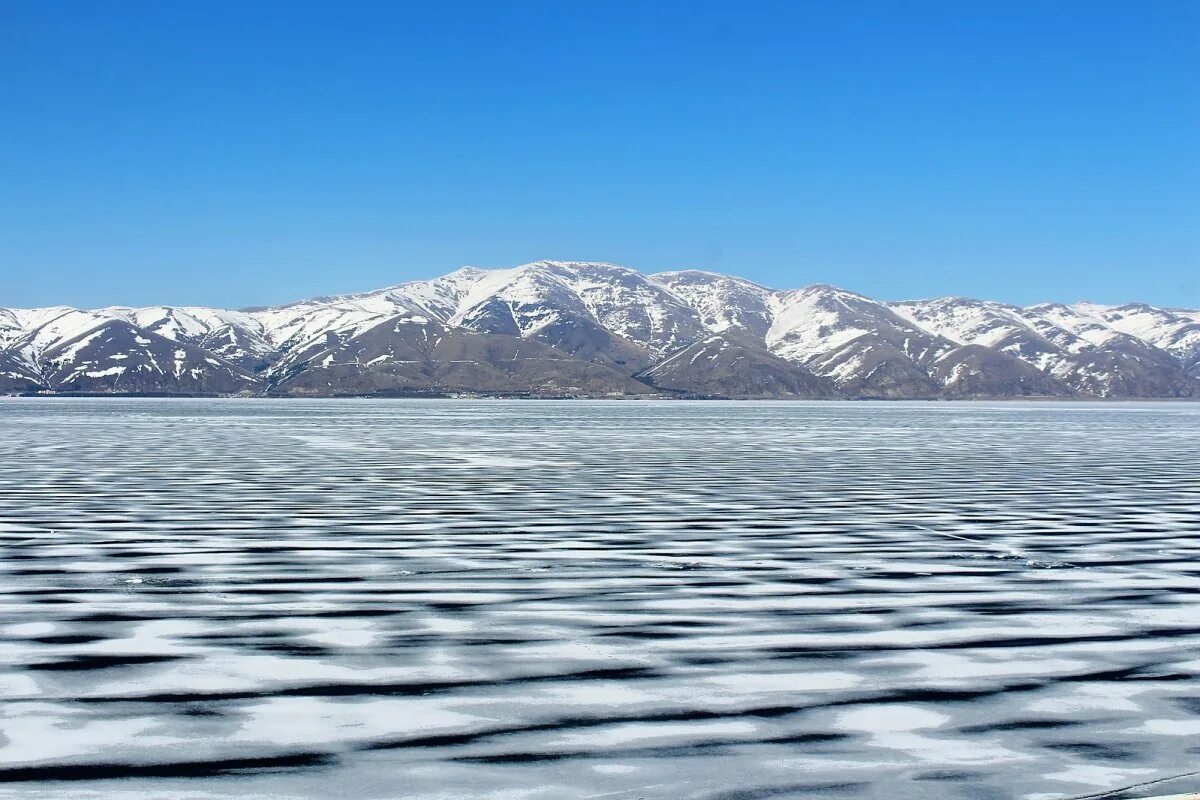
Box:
[3, 261, 1199, 399]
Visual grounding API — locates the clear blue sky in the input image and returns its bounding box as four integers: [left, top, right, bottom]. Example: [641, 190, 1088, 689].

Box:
[2, 0, 1197, 309]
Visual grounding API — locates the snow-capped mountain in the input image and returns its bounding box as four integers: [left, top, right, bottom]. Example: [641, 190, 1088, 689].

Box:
[1076, 302, 1200, 375]
[3, 260, 1198, 398]
[890, 297, 1197, 398]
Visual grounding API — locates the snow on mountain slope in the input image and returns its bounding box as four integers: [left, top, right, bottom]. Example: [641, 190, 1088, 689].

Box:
[892, 297, 1198, 397]
[767, 285, 879, 360]
[767, 285, 954, 364]
[1019, 302, 1197, 395]
[532, 261, 707, 356]
[39, 319, 260, 394]
[1045, 348, 1197, 398]
[1075, 302, 1200, 374]
[379, 268, 491, 321]
[108, 305, 259, 342]
[449, 265, 590, 335]
[763, 285, 970, 396]
[925, 344, 1073, 398]
[261, 310, 428, 382]
[888, 297, 1068, 369]
[438, 267, 646, 370]
[0, 309, 24, 350]
[273, 314, 652, 396]
[0, 350, 42, 391]
[1019, 303, 1133, 350]
[640, 332, 834, 398]
[249, 301, 393, 352]
[246, 268, 498, 367]
[103, 306, 277, 370]
[437, 261, 705, 362]
[5, 308, 122, 369]
[191, 324, 276, 370]
[652, 271, 776, 337]
[2, 260, 1196, 397]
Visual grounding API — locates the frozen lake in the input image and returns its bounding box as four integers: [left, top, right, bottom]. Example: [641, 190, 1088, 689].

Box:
[0, 398, 1198, 800]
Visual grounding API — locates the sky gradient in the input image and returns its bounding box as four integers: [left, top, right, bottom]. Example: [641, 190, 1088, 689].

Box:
[2, 0, 1198, 309]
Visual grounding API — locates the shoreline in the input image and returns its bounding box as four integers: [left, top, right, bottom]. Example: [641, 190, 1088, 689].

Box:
[4, 392, 1199, 403]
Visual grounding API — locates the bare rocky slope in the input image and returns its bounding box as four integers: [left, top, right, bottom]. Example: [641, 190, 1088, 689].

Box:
[3, 261, 1198, 398]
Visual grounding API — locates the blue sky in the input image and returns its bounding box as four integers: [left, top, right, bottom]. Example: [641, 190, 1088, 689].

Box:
[2, 0, 1197, 309]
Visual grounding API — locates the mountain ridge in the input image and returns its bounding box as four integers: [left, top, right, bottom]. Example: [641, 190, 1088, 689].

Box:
[4, 261, 1198, 399]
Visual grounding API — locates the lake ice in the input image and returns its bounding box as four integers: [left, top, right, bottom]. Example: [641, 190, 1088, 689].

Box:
[0, 398, 1197, 799]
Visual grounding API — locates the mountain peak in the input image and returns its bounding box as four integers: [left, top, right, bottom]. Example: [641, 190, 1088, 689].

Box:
[3, 262, 1197, 398]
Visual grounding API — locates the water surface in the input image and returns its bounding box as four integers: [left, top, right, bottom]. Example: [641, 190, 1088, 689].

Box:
[1, 399, 1198, 799]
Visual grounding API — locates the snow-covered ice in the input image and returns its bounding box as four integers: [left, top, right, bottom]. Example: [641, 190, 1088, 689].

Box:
[0, 398, 1197, 800]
